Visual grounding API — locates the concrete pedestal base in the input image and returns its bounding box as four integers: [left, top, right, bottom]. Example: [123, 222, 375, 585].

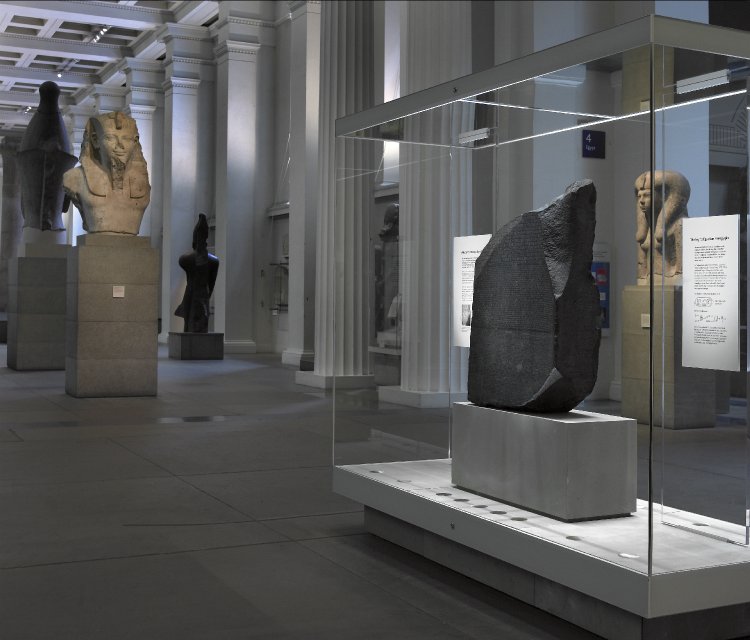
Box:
[7, 243, 67, 370]
[621, 286, 721, 428]
[168, 332, 224, 360]
[451, 402, 637, 521]
[66, 234, 158, 397]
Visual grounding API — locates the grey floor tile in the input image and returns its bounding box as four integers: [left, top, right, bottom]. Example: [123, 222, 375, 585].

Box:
[185, 467, 362, 520]
[115, 426, 330, 475]
[0, 543, 475, 640]
[0, 476, 285, 567]
[303, 534, 600, 640]
[0, 439, 170, 483]
[262, 512, 366, 540]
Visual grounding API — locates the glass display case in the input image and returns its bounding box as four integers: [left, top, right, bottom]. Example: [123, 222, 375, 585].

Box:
[331, 15, 750, 635]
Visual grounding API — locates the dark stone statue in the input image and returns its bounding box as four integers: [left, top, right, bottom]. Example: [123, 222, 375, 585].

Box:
[379, 202, 399, 240]
[17, 81, 77, 230]
[175, 213, 219, 333]
[468, 180, 601, 413]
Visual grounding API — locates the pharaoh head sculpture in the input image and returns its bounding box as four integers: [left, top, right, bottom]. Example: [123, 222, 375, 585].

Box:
[634, 170, 690, 284]
[63, 111, 150, 235]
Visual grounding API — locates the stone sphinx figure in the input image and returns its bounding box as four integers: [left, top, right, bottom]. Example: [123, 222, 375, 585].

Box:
[634, 170, 690, 284]
[17, 81, 77, 231]
[63, 111, 150, 234]
[175, 213, 219, 333]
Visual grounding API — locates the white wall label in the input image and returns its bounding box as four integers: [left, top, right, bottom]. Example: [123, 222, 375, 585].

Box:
[452, 234, 491, 348]
[640, 314, 650, 329]
[113, 285, 125, 298]
[682, 215, 740, 371]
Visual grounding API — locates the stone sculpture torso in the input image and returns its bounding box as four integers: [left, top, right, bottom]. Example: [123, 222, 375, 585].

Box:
[63, 111, 150, 235]
[17, 81, 77, 231]
[175, 214, 219, 333]
[468, 180, 601, 413]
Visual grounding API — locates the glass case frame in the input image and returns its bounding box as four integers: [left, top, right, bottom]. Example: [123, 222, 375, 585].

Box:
[331, 14, 750, 622]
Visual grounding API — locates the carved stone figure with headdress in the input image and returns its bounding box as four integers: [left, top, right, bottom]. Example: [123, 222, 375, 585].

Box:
[63, 111, 150, 234]
[634, 170, 690, 284]
[17, 81, 77, 231]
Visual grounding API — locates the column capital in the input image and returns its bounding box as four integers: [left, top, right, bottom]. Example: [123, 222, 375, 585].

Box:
[125, 103, 158, 121]
[210, 15, 276, 48]
[214, 40, 261, 63]
[290, 1, 321, 19]
[162, 76, 201, 95]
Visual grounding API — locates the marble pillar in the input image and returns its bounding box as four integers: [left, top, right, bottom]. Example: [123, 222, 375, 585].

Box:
[123, 58, 164, 244]
[296, 0, 375, 389]
[282, 0, 320, 370]
[0, 139, 22, 313]
[378, 1, 473, 407]
[63, 106, 96, 244]
[212, 3, 276, 354]
[158, 23, 213, 342]
[92, 84, 127, 115]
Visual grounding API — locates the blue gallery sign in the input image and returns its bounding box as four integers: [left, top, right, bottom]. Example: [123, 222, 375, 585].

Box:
[582, 129, 605, 158]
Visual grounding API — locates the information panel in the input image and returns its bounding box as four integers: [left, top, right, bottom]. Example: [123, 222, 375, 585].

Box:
[682, 215, 740, 372]
[452, 234, 491, 348]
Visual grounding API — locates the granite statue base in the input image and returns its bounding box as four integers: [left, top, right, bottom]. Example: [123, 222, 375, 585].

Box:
[621, 286, 721, 428]
[7, 242, 67, 370]
[451, 402, 637, 521]
[168, 332, 224, 360]
[66, 234, 158, 397]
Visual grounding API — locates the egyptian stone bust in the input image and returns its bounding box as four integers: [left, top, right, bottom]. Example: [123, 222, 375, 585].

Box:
[17, 81, 77, 231]
[634, 170, 690, 284]
[63, 111, 150, 234]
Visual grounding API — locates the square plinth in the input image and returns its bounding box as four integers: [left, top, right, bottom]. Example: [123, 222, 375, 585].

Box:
[66, 235, 158, 397]
[451, 402, 637, 521]
[168, 332, 224, 360]
[7, 248, 67, 371]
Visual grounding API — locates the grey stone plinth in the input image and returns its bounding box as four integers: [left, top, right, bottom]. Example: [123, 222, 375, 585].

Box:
[168, 332, 224, 360]
[66, 234, 158, 397]
[621, 286, 719, 428]
[7, 245, 67, 370]
[451, 402, 637, 521]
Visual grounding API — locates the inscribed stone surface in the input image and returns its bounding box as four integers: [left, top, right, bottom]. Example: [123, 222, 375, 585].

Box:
[468, 180, 601, 412]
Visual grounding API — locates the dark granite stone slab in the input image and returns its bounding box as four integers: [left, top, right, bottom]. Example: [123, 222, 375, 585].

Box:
[468, 180, 600, 412]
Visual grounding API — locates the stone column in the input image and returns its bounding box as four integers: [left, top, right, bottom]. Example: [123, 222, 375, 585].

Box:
[282, 0, 320, 370]
[62, 105, 95, 244]
[0, 139, 22, 311]
[91, 84, 127, 114]
[377, 1, 473, 407]
[123, 58, 164, 244]
[212, 3, 276, 353]
[158, 23, 213, 341]
[296, 0, 375, 389]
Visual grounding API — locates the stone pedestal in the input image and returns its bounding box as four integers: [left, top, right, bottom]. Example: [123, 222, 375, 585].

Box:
[7, 242, 67, 370]
[66, 234, 158, 397]
[621, 285, 719, 428]
[451, 402, 637, 521]
[168, 332, 224, 360]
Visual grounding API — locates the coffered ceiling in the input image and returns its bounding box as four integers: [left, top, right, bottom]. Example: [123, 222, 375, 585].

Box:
[0, 0, 219, 136]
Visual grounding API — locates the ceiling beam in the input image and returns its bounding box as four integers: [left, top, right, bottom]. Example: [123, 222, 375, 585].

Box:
[0, 1, 168, 30]
[174, 1, 219, 26]
[0, 65, 95, 88]
[0, 89, 71, 106]
[0, 111, 32, 125]
[0, 32, 128, 62]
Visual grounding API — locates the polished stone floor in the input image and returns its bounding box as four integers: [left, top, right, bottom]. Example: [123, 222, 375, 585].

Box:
[0, 346, 602, 640]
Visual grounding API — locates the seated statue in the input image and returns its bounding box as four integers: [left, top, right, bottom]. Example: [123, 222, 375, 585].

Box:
[63, 111, 150, 234]
[634, 170, 690, 284]
[175, 214, 220, 333]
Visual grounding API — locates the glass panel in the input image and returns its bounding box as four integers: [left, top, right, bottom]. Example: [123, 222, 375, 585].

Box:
[652, 44, 750, 553]
[334, 36, 750, 583]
